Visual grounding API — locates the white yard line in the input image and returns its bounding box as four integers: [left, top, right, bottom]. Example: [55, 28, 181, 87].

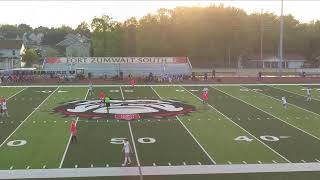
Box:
[268, 85, 320, 117]
[2, 83, 320, 88]
[181, 86, 291, 163]
[59, 89, 89, 168]
[2, 163, 320, 179]
[150, 86, 217, 165]
[7, 87, 28, 100]
[239, 85, 320, 142]
[0, 87, 59, 149]
[119, 86, 125, 99]
[128, 122, 141, 167]
[120, 86, 143, 180]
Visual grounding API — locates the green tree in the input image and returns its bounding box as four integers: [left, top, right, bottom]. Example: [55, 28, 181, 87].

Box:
[22, 49, 39, 67]
[75, 21, 91, 37]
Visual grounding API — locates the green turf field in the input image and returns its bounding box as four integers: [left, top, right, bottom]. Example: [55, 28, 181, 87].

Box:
[1, 84, 320, 179]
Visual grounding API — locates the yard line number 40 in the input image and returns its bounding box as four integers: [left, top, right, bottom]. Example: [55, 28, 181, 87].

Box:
[234, 135, 288, 142]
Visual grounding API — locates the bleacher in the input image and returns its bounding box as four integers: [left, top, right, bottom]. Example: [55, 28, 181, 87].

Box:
[42, 57, 192, 77]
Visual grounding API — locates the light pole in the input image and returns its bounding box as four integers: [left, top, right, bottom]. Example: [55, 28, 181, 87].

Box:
[279, 0, 284, 75]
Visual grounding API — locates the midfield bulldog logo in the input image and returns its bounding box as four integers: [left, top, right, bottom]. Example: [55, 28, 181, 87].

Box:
[54, 99, 195, 120]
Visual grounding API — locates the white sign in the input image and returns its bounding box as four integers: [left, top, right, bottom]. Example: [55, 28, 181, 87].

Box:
[45, 57, 188, 64]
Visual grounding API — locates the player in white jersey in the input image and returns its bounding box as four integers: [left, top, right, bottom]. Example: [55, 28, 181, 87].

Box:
[88, 81, 94, 97]
[306, 88, 312, 101]
[122, 139, 132, 166]
[1, 97, 9, 117]
[281, 96, 288, 110]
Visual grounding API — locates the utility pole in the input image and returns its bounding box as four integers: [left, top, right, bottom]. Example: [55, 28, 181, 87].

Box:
[279, 0, 284, 74]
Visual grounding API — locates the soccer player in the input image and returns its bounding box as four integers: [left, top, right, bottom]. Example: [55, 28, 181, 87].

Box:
[281, 96, 288, 110]
[122, 139, 132, 166]
[70, 119, 77, 144]
[130, 79, 136, 89]
[99, 89, 106, 105]
[1, 97, 9, 117]
[88, 81, 94, 97]
[201, 88, 209, 104]
[306, 88, 312, 101]
[104, 95, 111, 113]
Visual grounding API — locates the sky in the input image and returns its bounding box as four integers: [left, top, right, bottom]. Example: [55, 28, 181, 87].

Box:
[0, 1, 319, 29]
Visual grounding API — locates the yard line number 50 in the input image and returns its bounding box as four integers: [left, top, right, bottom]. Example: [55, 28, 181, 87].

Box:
[110, 137, 156, 144]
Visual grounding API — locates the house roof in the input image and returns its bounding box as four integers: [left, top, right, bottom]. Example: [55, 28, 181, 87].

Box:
[248, 53, 306, 61]
[56, 33, 89, 47]
[0, 40, 23, 49]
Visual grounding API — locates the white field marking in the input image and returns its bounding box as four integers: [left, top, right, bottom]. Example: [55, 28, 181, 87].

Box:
[3, 84, 320, 88]
[198, 162, 202, 165]
[301, 160, 306, 163]
[128, 122, 141, 167]
[119, 86, 125, 100]
[184, 86, 291, 163]
[269, 86, 320, 117]
[43, 165, 46, 169]
[26, 166, 30, 169]
[272, 160, 278, 163]
[242, 161, 247, 164]
[228, 161, 232, 165]
[6, 163, 320, 178]
[59, 89, 89, 168]
[7, 87, 27, 100]
[273, 85, 320, 102]
[151, 86, 217, 165]
[9, 166, 13, 170]
[125, 87, 143, 180]
[315, 159, 320, 162]
[243, 86, 320, 142]
[183, 162, 186, 166]
[0, 87, 59, 149]
[258, 161, 262, 164]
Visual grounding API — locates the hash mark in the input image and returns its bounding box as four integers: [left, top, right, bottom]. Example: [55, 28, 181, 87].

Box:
[9, 166, 13, 170]
[227, 161, 232, 164]
[197, 162, 202, 165]
[272, 160, 277, 163]
[242, 161, 247, 164]
[258, 161, 262, 164]
[315, 159, 320, 162]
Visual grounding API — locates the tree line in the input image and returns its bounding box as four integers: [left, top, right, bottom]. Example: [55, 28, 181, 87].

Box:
[1, 4, 320, 67]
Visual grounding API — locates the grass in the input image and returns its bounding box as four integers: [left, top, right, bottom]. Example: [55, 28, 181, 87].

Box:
[1, 84, 320, 179]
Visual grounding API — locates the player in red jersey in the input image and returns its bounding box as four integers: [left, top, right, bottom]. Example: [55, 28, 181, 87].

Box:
[201, 88, 209, 104]
[70, 119, 77, 144]
[130, 79, 136, 89]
